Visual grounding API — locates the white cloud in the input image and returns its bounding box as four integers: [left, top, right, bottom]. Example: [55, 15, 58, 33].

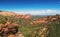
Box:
[13, 9, 60, 15]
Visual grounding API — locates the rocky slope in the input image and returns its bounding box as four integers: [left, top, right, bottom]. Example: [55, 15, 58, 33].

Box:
[0, 11, 60, 37]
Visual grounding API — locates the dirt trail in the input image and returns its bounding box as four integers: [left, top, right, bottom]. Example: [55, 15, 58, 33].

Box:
[15, 32, 24, 37]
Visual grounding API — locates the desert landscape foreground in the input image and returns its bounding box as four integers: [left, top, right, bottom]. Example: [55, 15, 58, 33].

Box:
[0, 11, 60, 37]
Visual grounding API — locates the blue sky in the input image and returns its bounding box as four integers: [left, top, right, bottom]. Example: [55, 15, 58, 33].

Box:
[0, 0, 60, 15]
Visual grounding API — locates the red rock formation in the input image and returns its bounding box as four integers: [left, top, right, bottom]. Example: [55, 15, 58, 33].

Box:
[31, 17, 48, 24]
[48, 16, 59, 21]
[0, 19, 18, 37]
[31, 15, 60, 25]
[14, 14, 31, 19]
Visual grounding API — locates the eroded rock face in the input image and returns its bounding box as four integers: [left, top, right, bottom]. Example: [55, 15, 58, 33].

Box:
[31, 17, 48, 25]
[31, 15, 60, 24]
[0, 21, 18, 37]
[14, 14, 31, 19]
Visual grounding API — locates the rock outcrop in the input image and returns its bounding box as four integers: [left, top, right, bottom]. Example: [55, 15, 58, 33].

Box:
[0, 18, 18, 37]
[31, 15, 60, 24]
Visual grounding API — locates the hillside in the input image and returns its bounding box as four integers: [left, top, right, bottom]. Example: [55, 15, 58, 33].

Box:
[0, 11, 60, 37]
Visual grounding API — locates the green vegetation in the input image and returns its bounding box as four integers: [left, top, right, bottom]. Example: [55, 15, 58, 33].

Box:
[0, 15, 7, 24]
[47, 21, 60, 37]
[0, 15, 60, 37]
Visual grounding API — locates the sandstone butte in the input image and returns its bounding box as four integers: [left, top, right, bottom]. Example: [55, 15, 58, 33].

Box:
[0, 11, 31, 19]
